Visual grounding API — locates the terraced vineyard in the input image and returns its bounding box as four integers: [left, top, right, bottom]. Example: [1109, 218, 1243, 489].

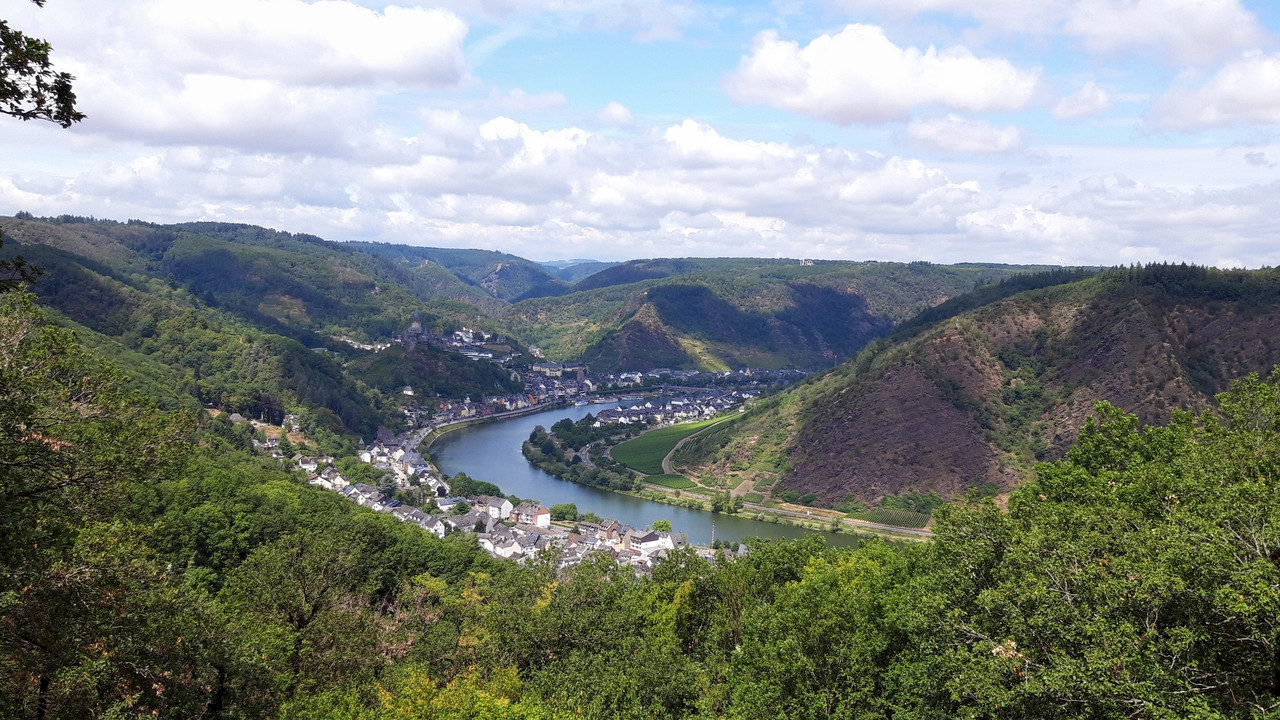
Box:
[845, 508, 933, 529]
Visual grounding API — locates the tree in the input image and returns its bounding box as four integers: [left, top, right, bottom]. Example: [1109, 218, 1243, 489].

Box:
[0, 237, 42, 292]
[894, 372, 1280, 718]
[218, 532, 379, 703]
[549, 502, 578, 521]
[652, 519, 672, 533]
[0, 291, 189, 549]
[1, 1, 85, 127]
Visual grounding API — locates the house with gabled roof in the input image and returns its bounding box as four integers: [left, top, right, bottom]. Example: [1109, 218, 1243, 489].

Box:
[472, 495, 514, 521]
[510, 502, 550, 529]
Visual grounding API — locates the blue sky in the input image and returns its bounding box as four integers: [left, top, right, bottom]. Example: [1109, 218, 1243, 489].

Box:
[4, 0, 1280, 267]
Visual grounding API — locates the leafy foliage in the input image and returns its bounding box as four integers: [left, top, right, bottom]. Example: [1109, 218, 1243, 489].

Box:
[347, 345, 521, 398]
[0, 2, 84, 127]
[523, 426, 641, 492]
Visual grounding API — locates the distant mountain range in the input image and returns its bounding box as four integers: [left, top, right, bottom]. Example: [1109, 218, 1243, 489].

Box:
[1, 216, 1048, 438]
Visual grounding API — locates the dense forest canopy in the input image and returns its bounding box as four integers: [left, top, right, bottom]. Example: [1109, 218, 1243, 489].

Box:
[5, 281, 1280, 719]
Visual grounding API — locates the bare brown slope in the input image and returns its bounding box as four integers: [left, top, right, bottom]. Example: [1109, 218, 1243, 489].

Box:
[786, 363, 1017, 501]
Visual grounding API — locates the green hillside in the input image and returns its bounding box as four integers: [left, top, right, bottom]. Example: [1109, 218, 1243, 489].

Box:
[0, 216, 546, 439]
[347, 241, 571, 302]
[676, 264, 1280, 506]
[346, 344, 521, 398]
[505, 260, 1045, 371]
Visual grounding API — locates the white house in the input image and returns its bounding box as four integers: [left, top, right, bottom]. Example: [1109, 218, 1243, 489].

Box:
[473, 495, 514, 521]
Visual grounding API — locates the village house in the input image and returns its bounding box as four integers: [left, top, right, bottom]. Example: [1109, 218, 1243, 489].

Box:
[510, 502, 551, 528]
[472, 495, 514, 520]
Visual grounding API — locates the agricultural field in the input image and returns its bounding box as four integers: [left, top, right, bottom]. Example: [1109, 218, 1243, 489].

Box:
[646, 474, 699, 490]
[611, 416, 732, 475]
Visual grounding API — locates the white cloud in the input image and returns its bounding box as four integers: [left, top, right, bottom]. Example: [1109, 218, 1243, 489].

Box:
[822, 0, 1263, 64]
[1244, 152, 1275, 167]
[725, 25, 1040, 124]
[598, 102, 635, 126]
[1052, 82, 1112, 120]
[75, 73, 376, 155]
[907, 115, 1027, 153]
[664, 120, 796, 166]
[6, 0, 470, 154]
[9, 119, 1280, 266]
[142, 0, 469, 88]
[1153, 52, 1280, 129]
[1064, 0, 1262, 65]
[959, 205, 1116, 263]
[436, 0, 708, 41]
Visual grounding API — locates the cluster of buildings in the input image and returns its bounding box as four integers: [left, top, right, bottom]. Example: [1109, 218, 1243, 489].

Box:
[394, 312, 520, 363]
[356, 436, 452, 495]
[292, 452, 682, 571]
[593, 391, 756, 426]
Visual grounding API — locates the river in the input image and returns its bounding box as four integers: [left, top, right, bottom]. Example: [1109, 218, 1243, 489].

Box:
[429, 402, 857, 547]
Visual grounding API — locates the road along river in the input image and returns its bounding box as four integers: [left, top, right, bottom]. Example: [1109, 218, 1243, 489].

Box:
[429, 402, 858, 547]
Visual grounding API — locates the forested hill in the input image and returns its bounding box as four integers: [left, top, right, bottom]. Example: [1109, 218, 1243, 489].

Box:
[7, 279, 1280, 719]
[0, 215, 533, 438]
[675, 264, 1280, 507]
[503, 260, 1048, 372]
[1, 215, 1052, 379]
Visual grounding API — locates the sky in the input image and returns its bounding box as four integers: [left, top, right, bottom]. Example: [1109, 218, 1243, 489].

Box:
[4, 0, 1280, 267]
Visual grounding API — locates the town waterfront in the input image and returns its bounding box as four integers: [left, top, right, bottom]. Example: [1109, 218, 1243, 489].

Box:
[430, 402, 858, 547]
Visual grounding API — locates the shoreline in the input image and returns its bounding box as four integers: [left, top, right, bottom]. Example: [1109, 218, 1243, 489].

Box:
[426, 398, 932, 543]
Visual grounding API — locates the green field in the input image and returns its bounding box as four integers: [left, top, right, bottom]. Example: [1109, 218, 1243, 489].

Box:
[612, 417, 732, 475]
[646, 474, 698, 490]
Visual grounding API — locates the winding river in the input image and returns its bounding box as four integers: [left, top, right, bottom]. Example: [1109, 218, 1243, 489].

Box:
[430, 402, 857, 547]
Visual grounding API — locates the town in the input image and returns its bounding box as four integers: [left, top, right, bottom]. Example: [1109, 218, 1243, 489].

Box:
[391, 322, 807, 428]
[289, 444, 706, 572]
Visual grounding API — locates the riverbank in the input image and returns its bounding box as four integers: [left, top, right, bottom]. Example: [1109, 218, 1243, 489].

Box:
[420, 401, 575, 450]
[618, 482, 931, 540]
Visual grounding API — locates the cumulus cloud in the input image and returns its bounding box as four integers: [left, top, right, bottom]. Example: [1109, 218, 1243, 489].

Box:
[1, 113, 998, 260]
[75, 73, 377, 155]
[142, 0, 469, 88]
[1052, 82, 1112, 120]
[725, 25, 1039, 124]
[959, 204, 1121, 263]
[598, 102, 635, 126]
[6, 0, 471, 154]
[821, 0, 1262, 64]
[957, 172, 1280, 265]
[1153, 52, 1280, 129]
[906, 115, 1027, 153]
[8, 115, 1280, 266]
